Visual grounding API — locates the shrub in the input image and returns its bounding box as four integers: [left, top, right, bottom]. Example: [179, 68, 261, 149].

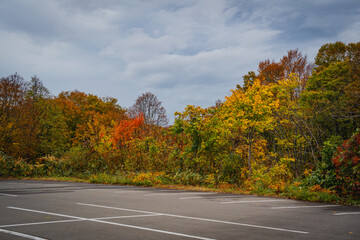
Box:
[305, 136, 342, 188]
[0, 152, 34, 177]
[220, 153, 245, 185]
[173, 170, 204, 185]
[61, 146, 106, 174]
[281, 183, 339, 203]
[332, 130, 360, 198]
[249, 158, 294, 194]
[131, 172, 164, 186]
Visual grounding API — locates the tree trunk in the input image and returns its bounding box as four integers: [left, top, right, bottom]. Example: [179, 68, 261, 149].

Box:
[247, 129, 253, 178]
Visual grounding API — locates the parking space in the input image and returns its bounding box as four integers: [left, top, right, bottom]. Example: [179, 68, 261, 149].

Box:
[0, 180, 359, 239]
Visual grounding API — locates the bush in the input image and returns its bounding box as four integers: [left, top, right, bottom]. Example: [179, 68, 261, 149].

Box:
[61, 146, 106, 174]
[249, 158, 294, 194]
[281, 183, 339, 203]
[0, 152, 34, 177]
[131, 172, 163, 186]
[332, 130, 360, 198]
[35, 155, 76, 176]
[173, 170, 204, 185]
[0, 152, 14, 177]
[220, 153, 245, 185]
[305, 136, 342, 188]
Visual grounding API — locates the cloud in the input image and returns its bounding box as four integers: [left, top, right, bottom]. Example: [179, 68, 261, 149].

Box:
[0, 0, 359, 123]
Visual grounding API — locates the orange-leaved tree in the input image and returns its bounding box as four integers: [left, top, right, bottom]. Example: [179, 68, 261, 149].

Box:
[242, 49, 312, 93]
[112, 114, 144, 147]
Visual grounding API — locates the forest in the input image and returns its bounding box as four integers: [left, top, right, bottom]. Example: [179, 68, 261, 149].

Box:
[1, 41, 359, 204]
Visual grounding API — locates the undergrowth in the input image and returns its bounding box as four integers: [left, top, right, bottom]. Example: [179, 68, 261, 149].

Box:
[1, 154, 358, 205]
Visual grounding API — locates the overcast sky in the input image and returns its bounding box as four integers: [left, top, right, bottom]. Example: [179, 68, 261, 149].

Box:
[1, 0, 359, 123]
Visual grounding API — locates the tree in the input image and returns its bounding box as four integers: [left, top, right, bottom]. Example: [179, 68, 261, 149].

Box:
[112, 114, 144, 147]
[301, 41, 360, 141]
[314, 41, 347, 72]
[173, 105, 228, 175]
[281, 49, 313, 92]
[54, 91, 126, 148]
[242, 49, 313, 93]
[25, 77, 69, 157]
[268, 75, 319, 173]
[27, 76, 50, 101]
[345, 42, 360, 120]
[257, 59, 285, 85]
[0, 73, 27, 157]
[223, 79, 279, 177]
[128, 92, 169, 127]
[20, 76, 52, 159]
[37, 98, 69, 157]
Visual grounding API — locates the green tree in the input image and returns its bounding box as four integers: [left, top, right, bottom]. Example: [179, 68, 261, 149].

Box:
[20, 76, 52, 159]
[173, 104, 229, 177]
[37, 98, 69, 157]
[302, 41, 360, 141]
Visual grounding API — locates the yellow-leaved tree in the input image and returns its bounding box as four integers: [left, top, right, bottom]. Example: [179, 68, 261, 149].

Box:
[222, 79, 280, 178]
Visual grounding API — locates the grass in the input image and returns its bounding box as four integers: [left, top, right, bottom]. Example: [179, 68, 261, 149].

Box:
[1, 164, 358, 206]
[4, 173, 359, 206]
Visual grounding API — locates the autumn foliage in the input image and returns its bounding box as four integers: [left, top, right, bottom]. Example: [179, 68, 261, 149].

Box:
[1, 41, 359, 201]
[332, 130, 360, 197]
[112, 114, 144, 146]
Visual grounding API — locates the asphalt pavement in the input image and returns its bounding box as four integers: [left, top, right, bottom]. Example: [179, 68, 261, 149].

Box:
[0, 180, 359, 239]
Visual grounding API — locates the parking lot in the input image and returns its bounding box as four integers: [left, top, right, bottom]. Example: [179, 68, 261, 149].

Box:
[0, 180, 359, 239]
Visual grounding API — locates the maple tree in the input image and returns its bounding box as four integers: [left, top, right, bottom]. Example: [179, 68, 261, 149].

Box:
[112, 114, 144, 147]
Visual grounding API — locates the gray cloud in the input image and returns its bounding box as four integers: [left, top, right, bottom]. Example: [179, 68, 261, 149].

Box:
[0, 0, 359, 122]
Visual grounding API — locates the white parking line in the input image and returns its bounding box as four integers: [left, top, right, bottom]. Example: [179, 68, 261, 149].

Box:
[145, 192, 217, 196]
[7, 206, 214, 240]
[114, 190, 149, 193]
[78, 203, 156, 214]
[89, 219, 215, 240]
[180, 196, 243, 200]
[221, 199, 286, 204]
[114, 189, 180, 194]
[0, 214, 161, 228]
[0, 228, 47, 240]
[334, 212, 360, 216]
[0, 219, 82, 228]
[95, 214, 162, 220]
[271, 205, 337, 209]
[0, 193, 18, 197]
[8, 207, 87, 220]
[78, 202, 309, 234]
